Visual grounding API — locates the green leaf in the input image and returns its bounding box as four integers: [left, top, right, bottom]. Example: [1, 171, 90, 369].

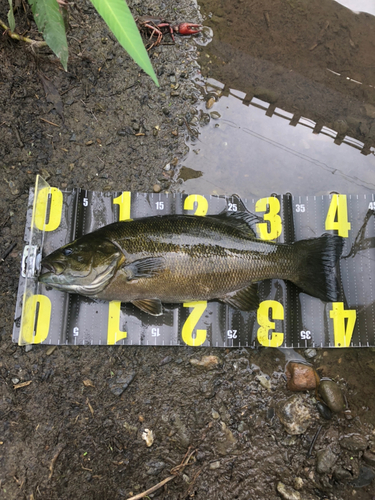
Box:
[28, 0, 68, 71]
[8, 0, 16, 32]
[89, 0, 158, 86]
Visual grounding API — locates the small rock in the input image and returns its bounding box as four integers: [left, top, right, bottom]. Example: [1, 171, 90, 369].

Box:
[162, 107, 170, 115]
[142, 429, 154, 447]
[12, 378, 20, 385]
[319, 379, 345, 413]
[351, 466, 375, 488]
[107, 371, 135, 396]
[276, 482, 301, 500]
[163, 163, 171, 171]
[333, 120, 348, 135]
[285, 362, 317, 391]
[145, 460, 165, 475]
[316, 401, 332, 420]
[209, 461, 221, 470]
[211, 409, 220, 419]
[210, 111, 221, 119]
[363, 450, 375, 467]
[190, 355, 220, 370]
[256, 374, 272, 391]
[206, 97, 215, 109]
[304, 348, 317, 359]
[316, 447, 337, 473]
[333, 466, 352, 481]
[132, 122, 140, 131]
[340, 434, 368, 452]
[153, 184, 161, 193]
[277, 395, 313, 435]
[69, 133, 76, 142]
[160, 355, 172, 365]
[293, 477, 304, 490]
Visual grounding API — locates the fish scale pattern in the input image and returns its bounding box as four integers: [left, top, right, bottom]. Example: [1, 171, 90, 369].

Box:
[90, 214, 296, 302]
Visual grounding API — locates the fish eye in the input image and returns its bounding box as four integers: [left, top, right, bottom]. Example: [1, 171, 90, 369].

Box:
[62, 248, 73, 256]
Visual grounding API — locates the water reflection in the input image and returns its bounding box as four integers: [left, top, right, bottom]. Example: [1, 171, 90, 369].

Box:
[181, 0, 375, 197]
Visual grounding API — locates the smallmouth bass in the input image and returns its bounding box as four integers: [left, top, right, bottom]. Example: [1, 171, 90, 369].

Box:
[39, 212, 344, 316]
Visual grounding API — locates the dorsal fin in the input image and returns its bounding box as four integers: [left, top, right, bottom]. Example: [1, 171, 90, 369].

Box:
[206, 210, 262, 238]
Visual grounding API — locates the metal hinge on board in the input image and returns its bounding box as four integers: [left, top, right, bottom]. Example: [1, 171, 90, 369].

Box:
[21, 245, 42, 278]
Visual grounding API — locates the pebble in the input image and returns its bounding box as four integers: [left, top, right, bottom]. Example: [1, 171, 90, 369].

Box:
[160, 355, 172, 365]
[276, 482, 301, 500]
[333, 466, 352, 481]
[339, 434, 368, 452]
[107, 371, 135, 396]
[350, 466, 375, 488]
[304, 348, 317, 359]
[256, 374, 272, 391]
[211, 409, 220, 419]
[285, 362, 317, 391]
[153, 184, 161, 193]
[293, 477, 304, 490]
[12, 378, 20, 385]
[210, 111, 221, 119]
[363, 450, 375, 466]
[277, 395, 313, 435]
[319, 379, 345, 412]
[162, 107, 170, 115]
[316, 447, 337, 473]
[190, 355, 220, 370]
[145, 459, 165, 475]
[69, 133, 76, 142]
[316, 401, 332, 420]
[209, 461, 221, 470]
[206, 97, 215, 109]
[142, 429, 154, 447]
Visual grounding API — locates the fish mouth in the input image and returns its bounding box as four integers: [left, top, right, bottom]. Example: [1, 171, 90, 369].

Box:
[40, 260, 66, 276]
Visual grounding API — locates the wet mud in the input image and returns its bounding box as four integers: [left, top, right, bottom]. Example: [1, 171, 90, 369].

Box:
[1, 0, 375, 499]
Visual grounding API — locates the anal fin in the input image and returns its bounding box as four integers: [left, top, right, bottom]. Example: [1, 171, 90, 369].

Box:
[220, 283, 259, 311]
[132, 299, 163, 316]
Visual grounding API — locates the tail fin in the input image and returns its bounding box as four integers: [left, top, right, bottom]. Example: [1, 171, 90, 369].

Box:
[292, 234, 344, 302]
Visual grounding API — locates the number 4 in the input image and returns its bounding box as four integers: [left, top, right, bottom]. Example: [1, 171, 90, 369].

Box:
[330, 302, 356, 347]
[325, 194, 351, 237]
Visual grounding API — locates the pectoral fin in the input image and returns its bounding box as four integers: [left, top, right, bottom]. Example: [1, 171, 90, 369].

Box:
[220, 283, 259, 311]
[132, 299, 163, 316]
[124, 257, 165, 281]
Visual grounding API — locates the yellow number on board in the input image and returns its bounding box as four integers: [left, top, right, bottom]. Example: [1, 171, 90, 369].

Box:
[107, 301, 127, 344]
[184, 195, 208, 216]
[325, 194, 351, 237]
[255, 197, 282, 240]
[257, 300, 284, 347]
[21, 294, 51, 345]
[113, 192, 132, 221]
[330, 302, 356, 347]
[182, 301, 207, 346]
[34, 187, 63, 232]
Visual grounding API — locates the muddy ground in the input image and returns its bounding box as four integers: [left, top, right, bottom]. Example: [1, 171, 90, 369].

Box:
[1, 0, 375, 499]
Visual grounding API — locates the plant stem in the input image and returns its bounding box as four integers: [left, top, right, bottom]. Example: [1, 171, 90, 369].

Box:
[0, 18, 47, 47]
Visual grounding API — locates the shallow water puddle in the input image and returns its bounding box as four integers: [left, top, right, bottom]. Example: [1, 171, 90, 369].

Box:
[183, 0, 375, 198]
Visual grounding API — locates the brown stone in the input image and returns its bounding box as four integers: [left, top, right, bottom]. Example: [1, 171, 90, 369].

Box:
[285, 362, 317, 391]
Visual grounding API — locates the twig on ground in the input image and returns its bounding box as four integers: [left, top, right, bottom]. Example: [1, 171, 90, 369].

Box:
[0, 242, 16, 264]
[49, 443, 66, 480]
[127, 447, 196, 500]
[0, 19, 47, 47]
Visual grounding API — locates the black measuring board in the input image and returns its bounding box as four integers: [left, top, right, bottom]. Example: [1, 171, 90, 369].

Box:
[12, 176, 375, 348]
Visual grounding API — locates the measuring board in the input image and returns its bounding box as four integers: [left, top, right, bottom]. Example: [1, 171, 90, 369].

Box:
[12, 176, 375, 348]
